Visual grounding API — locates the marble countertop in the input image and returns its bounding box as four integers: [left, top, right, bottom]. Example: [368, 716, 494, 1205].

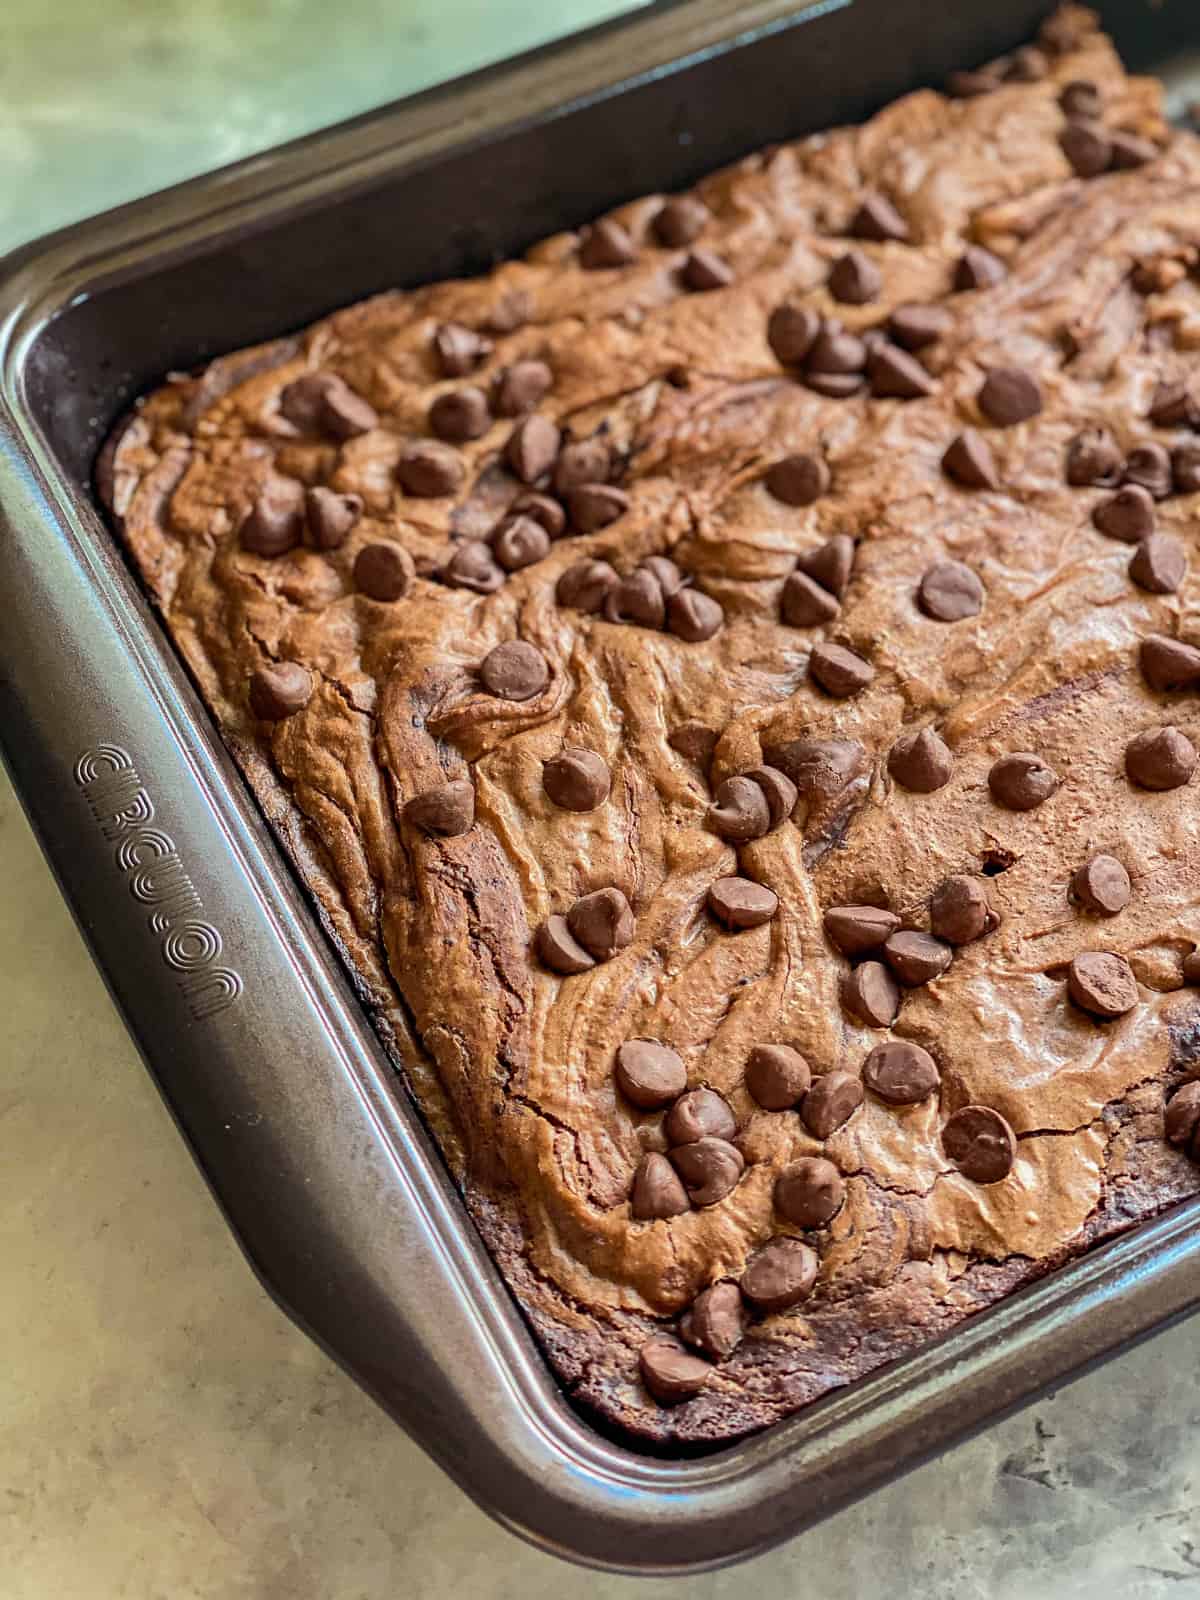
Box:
[2, 4, 1198, 1596]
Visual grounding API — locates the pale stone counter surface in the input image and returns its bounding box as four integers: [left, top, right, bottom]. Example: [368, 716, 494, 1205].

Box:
[2, 4, 1198, 1595]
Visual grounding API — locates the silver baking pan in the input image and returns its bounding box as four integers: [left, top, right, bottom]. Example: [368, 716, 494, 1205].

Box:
[1, 0, 1198, 1573]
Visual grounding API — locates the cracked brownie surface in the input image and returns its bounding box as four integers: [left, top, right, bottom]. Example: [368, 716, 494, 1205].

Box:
[102, 5, 1200, 1446]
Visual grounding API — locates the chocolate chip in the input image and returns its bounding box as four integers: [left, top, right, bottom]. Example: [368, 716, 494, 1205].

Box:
[863, 1040, 940, 1105]
[669, 1137, 745, 1206]
[1183, 952, 1200, 984]
[1067, 951, 1139, 1017]
[434, 322, 491, 377]
[801, 1071, 864, 1139]
[1172, 443, 1200, 494]
[444, 539, 505, 593]
[511, 491, 566, 539]
[1109, 131, 1157, 170]
[829, 249, 881, 305]
[888, 727, 954, 792]
[397, 440, 466, 497]
[741, 1237, 819, 1314]
[668, 589, 724, 643]
[796, 534, 855, 598]
[605, 568, 665, 628]
[1124, 442, 1173, 501]
[248, 661, 313, 721]
[639, 1339, 711, 1404]
[765, 453, 830, 506]
[553, 438, 611, 495]
[568, 887, 635, 959]
[543, 748, 611, 811]
[654, 195, 710, 247]
[241, 482, 304, 556]
[868, 341, 937, 400]
[767, 304, 822, 367]
[978, 367, 1042, 426]
[403, 779, 475, 837]
[810, 641, 874, 698]
[556, 558, 619, 612]
[1148, 381, 1199, 429]
[743, 765, 797, 827]
[745, 1044, 811, 1110]
[616, 1040, 687, 1109]
[669, 722, 719, 769]
[479, 639, 550, 701]
[493, 360, 553, 418]
[579, 218, 636, 268]
[680, 1281, 745, 1360]
[930, 876, 993, 944]
[849, 194, 909, 243]
[1066, 426, 1123, 487]
[493, 515, 551, 572]
[1093, 483, 1155, 542]
[707, 877, 778, 930]
[536, 915, 595, 974]
[1073, 854, 1131, 916]
[1165, 1081, 1200, 1159]
[353, 542, 411, 601]
[883, 930, 953, 986]
[707, 776, 772, 842]
[804, 371, 866, 399]
[481, 291, 531, 335]
[683, 250, 734, 291]
[1130, 534, 1186, 594]
[1060, 79, 1102, 119]
[1140, 634, 1200, 692]
[429, 386, 490, 442]
[280, 372, 377, 438]
[506, 415, 561, 484]
[1060, 120, 1111, 178]
[842, 960, 901, 1028]
[807, 324, 868, 375]
[947, 66, 1003, 98]
[567, 483, 630, 533]
[304, 486, 362, 550]
[1005, 44, 1048, 81]
[918, 560, 984, 621]
[824, 905, 901, 956]
[942, 429, 999, 490]
[955, 246, 1007, 291]
[989, 752, 1058, 811]
[889, 303, 952, 350]
[768, 737, 869, 802]
[665, 1089, 737, 1147]
[1125, 726, 1197, 790]
[630, 1153, 690, 1220]
[775, 1157, 845, 1228]
[943, 1106, 1016, 1183]
[641, 556, 684, 597]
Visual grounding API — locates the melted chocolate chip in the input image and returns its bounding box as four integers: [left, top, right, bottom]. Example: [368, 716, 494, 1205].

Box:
[279, 372, 377, 438]
[429, 386, 490, 442]
[397, 440, 466, 497]
[829, 249, 881, 305]
[889, 303, 952, 350]
[1140, 634, 1200, 692]
[506, 415, 561, 484]
[1130, 534, 1186, 594]
[740, 1238, 819, 1313]
[630, 1154, 690, 1220]
[1165, 1082, 1200, 1160]
[805, 371, 866, 400]
[849, 194, 909, 242]
[567, 483, 630, 533]
[1072, 854, 1131, 916]
[568, 887, 635, 960]
[930, 876, 993, 944]
[680, 1281, 745, 1360]
[479, 639, 550, 701]
[354, 542, 412, 602]
[1172, 442, 1200, 494]
[768, 737, 869, 802]
[444, 539, 505, 593]
[683, 249, 734, 291]
[943, 1105, 1016, 1183]
[707, 776, 771, 842]
[918, 560, 984, 621]
[639, 1339, 711, 1404]
[654, 195, 710, 247]
[543, 748, 611, 811]
[248, 661, 313, 721]
[403, 779, 475, 838]
[1060, 79, 1102, 119]
[1066, 426, 1123, 487]
[824, 904, 900, 956]
[669, 722, 719, 769]
[988, 752, 1058, 811]
[767, 304, 821, 367]
[978, 367, 1042, 426]
[1125, 726, 1197, 790]
[1092, 483, 1155, 542]
[955, 245, 1007, 291]
[511, 491, 566, 538]
[669, 1137, 745, 1206]
[766, 453, 830, 506]
[616, 1040, 687, 1109]
[667, 589, 724, 642]
[888, 727, 954, 792]
[744, 765, 797, 827]
[579, 218, 636, 269]
[304, 486, 362, 550]
[493, 514, 551, 572]
[493, 360, 553, 418]
[775, 1156, 845, 1228]
[605, 568, 665, 629]
[863, 1040, 940, 1104]
[810, 641, 874, 698]
[434, 322, 492, 377]
[1148, 380, 1199, 429]
[807, 324, 868, 375]
[553, 438, 611, 495]
[883, 930, 953, 987]
[241, 482, 304, 556]
[1124, 442, 1173, 501]
[665, 1089, 737, 1147]
[842, 960, 901, 1028]
[801, 1070, 864, 1139]
[943, 429, 999, 489]
[1110, 131, 1157, 170]
[642, 556, 685, 597]
[745, 1044, 811, 1110]
[707, 877, 779, 930]
[1067, 951, 1139, 1017]
[1060, 119, 1112, 178]
[536, 915, 595, 975]
[556, 558, 619, 612]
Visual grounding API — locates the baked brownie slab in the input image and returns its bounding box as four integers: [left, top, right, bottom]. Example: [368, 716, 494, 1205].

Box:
[102, 5, 1200, 1446]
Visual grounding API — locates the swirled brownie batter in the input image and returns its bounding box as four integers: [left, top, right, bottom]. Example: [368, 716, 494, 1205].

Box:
[101, 5, 1200, 1447]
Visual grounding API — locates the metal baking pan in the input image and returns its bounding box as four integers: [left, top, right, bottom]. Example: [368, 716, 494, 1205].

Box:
[2, 0, 1198, 1574]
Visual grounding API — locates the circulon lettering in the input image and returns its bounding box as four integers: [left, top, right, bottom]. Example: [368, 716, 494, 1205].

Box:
[74, 743, 243, 1021]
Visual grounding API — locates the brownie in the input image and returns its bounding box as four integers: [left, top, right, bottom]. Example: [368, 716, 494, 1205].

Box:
[101, 4, 1200, 1447]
